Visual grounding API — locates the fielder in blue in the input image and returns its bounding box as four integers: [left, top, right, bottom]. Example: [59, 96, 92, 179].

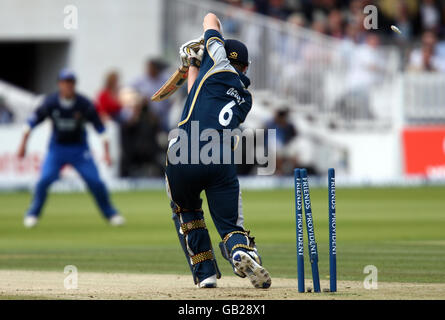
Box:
[17, 69, 124, 228]
[164, 13, 271, 289]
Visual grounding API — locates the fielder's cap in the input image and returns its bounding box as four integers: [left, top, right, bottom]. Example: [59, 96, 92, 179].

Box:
[58, 68, 76, 82]
[224, 39, 249, 66]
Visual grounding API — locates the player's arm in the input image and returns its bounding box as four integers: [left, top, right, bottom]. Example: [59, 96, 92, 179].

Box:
[186, 13, 223, 92]
[187, 65, 199, 93]
[17, 99, 50, 158]
[179, 38, 204, 93]
[17, 126, 31, 159]
[203, 13, 222, 33]
[202, 13, 227, 68]
[86, 102, 112, 166]
[185, 13, 223, 92]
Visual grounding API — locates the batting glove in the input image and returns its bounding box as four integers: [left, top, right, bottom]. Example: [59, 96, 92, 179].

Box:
[179, 36, 204, 67]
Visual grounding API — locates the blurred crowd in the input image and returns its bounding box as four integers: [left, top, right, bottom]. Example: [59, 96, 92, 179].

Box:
[220, 0, 445, 72]
[94, 59, 171, 178]
[220, 0, 445, 36]
[218, 0, 445, 174]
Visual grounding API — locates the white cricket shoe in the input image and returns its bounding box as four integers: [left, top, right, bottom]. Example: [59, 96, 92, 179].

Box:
[109, 214, 126, 226]
[232, 250, 271, 289]
[23, 215, 38, 228]
[197, 274, 217, 288]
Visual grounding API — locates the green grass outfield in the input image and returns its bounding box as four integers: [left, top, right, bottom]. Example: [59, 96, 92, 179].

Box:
[0, 187, 444, 284]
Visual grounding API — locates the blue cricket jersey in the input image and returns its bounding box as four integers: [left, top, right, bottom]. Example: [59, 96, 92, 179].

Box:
[178, 29, 252, 132]
[27, 92, 105, 147]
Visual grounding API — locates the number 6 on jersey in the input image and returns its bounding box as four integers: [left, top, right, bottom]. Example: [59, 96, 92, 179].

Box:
[219, 100, 236, 126]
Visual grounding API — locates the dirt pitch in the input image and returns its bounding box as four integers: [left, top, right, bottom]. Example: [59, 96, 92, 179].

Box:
[0, 270, 444, 300]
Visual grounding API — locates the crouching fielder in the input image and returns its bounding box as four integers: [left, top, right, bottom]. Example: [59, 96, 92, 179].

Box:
[17, 69, 124, 228]
[164, 13, 271, 289]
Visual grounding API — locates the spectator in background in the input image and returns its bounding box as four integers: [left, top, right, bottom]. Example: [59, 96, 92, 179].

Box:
[268, 0, 289, 20]
[96, 71, 126, 123]
[119, 91, 164, 178]
[287, 12, 307, 28]
[393, 0, 414, 40]
[346, 33, 384, 90]
[253, 0, 269, 15]
[311, 18, 328, 34]
[346, 0, 364, 26]
[408, 30, 445, 72]
[264, 108, 298, 175]
[279, 12, 307, 57]
[131, 58, 172, 132]
[0, 96, 14, 124]
[327, 9, 345, 38]
[416, 0, 443, 33]
[344, 20, 362, 44]
[337, 33, 384, 119]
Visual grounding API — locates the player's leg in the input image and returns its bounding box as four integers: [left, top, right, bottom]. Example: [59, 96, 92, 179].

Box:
[205, 165, 271, 288]
[165, 164, 221, 288]
[71, 148, 122, 225]
[24, 149, 62, 227]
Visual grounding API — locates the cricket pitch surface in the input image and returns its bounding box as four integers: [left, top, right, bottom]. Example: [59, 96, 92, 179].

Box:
[0, 270, 444, 300]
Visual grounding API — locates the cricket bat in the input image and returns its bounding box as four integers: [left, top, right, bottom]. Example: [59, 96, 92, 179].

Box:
[151, 66, 189, 102]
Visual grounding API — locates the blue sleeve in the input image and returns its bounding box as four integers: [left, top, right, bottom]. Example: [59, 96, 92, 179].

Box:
[27, 96, 51, 129]
[200, 29, 226, 74]
[84, 98, 105, 134]
[204, 29, 224, 45]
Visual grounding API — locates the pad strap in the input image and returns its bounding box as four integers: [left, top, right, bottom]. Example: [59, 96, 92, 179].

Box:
[181, 219, 206, 235]
[223, 230, 257, 256]
[222, 230, 250, 244]
[191, 250, 214, 265]
[232, 244, 255, 252]
[174, 205, 203, 214]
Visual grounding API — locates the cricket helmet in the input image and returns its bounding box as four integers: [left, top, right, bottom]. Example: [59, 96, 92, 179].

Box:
[224, 39, 249, 67]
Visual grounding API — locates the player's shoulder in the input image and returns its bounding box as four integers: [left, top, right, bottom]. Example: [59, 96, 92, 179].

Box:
[204, 29, 224, 44]
[233, 72, 252, 104]
[44, 92, 59, 103]
[40, 92, 59, 109]
[215, 70, 251, 94]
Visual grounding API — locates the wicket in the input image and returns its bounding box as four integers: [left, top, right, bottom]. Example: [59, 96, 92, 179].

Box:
[294, 169, 305, 293]
[328, 168, 337, 292]
[294, 168, 337, 293]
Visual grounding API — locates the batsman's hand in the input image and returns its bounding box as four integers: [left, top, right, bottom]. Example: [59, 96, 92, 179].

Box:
[179, 36, 204, 67]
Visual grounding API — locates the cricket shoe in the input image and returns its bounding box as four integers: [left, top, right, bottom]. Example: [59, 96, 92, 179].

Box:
[109, 214, 126, 226]
[197, 274, 217, 288]
[23, 215, 38, 228]
[232, 250, 271, 289]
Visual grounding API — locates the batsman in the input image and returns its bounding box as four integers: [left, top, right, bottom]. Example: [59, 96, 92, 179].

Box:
[164, 13, 271, 288]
